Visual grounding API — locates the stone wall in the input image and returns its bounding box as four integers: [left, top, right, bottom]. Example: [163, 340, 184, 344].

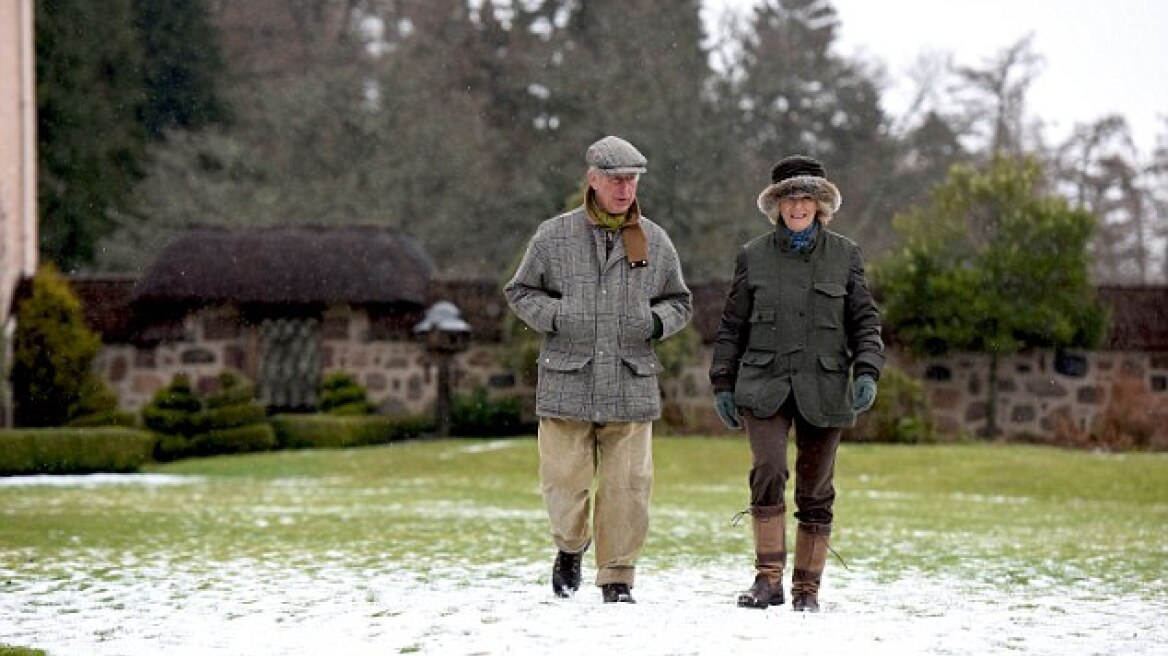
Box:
[93, 302, 1168, 440]
[899, 350, 1168, 438]
[95, 304, 519, 416]
[617, 347, 1168, 438]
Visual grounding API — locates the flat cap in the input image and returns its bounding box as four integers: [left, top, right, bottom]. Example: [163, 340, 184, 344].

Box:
[586, 136, 647, 175]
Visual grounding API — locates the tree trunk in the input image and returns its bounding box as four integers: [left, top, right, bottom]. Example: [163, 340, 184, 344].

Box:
[985, 350, 1000, 439]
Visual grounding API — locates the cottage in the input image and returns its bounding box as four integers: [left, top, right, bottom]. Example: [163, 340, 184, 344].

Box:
[90, 225, 449, 413]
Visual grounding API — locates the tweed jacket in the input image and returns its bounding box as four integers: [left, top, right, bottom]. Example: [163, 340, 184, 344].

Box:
[708, 226, 884, 427]
[504, 205, 693, 423]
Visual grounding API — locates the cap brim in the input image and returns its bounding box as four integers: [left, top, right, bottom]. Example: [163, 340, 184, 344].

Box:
[598, 166, 646, 175]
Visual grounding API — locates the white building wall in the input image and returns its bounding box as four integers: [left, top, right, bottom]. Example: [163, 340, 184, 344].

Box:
[0, 0, 38, 426]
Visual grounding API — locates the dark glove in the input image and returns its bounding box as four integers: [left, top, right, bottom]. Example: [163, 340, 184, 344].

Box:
[651, 313, 663, 340]
[852, 374, 877, 413]
[714, 391, 742, 430]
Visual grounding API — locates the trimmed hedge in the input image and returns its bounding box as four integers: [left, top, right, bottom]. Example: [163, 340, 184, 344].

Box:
[147, 370, 275, 461]
[142, 374, 202, 438]
[319, 372, 375, 416]
[199, 403, 268, 431]
[450, 387, 531, 436]
[270, 414, 431, 450]
[65, 409, 138, 428]
[192, 424, 277, 456]
[155, 424, 278, 461]
[203, 380, 257, 410]
[0, 428, 157, 476]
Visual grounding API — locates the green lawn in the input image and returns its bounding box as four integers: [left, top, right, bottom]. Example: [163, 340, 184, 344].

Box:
[2, 438, 1165, 597]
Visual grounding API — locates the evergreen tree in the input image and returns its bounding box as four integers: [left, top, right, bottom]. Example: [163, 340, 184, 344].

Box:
[36, 0, 148, 270]
[724, 0, 898, 255]
[876, 157, 1108, 437]
[541, 0, 737, 276]
[131, 0, 232, 139]
[11, 265, 106, 427]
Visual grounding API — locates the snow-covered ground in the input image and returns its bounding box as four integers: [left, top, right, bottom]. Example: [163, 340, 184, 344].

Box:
[3, 555, 1166, 655]
[3, 471, 1166, 655]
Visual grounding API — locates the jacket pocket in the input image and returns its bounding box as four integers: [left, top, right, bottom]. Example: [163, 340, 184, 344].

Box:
[620, 352, 662, 377]
[620, 301, 654, 345]
[748, 307, 778, 350]
[620, 353, 662, 416]
[817, 354, 851, 416]
[537, 351, 593, 414]
[539, 351, 592, 372]
[734, 349, 776, 408]
[813, 282, 846, 329]
[741, 350, 776, 368]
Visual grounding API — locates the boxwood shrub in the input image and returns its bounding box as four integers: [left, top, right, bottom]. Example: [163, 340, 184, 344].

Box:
[190, 424, 277, 456]
[0, 428, 157, 475]
[270, 414, 431, 450]
[149, 370, 276, 461]
[319, 372, 375, 415]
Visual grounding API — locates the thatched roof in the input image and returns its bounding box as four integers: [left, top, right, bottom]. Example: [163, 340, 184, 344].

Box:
[68, 275, 139, 343]
[133, 226, 434, 305]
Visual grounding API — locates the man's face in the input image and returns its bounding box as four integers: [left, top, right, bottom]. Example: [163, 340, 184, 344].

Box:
[588, 171, 639, 214]
[778, 195, 817, 232]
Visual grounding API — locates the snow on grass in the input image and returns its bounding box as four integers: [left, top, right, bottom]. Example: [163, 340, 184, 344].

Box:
[0, 474, 203, 488]
[3, 443, 1165, 654]
[2, 555, 1165, 655]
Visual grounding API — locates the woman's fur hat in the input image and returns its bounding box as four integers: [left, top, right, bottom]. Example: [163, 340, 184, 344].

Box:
[757, 154, 842, 225]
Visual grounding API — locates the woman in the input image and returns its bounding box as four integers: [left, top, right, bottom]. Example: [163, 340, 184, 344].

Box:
[708, 154, 884, 612]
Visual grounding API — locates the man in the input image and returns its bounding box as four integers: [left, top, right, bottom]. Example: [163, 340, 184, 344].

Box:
[504, 135, 693, 604]
[709, 155, 884, 612]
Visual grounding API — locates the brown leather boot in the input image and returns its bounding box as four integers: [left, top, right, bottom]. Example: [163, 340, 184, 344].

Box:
[791, 522, 831, 612]
[737, 505, 786, 608]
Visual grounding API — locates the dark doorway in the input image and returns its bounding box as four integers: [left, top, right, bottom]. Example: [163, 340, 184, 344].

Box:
[258, 317, 321, 411]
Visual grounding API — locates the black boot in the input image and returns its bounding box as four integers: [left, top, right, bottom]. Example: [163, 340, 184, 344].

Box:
[552, 550, 582, 598]
[601, 583, 635, 603]
[737, 574, 784, 608]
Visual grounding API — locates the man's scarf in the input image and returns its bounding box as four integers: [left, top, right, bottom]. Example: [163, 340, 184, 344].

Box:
[586, 190, 648, 268]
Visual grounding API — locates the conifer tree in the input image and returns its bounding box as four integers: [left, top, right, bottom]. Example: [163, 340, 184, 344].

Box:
[11, 265, 105, 426]
[36, 0, 147, 269]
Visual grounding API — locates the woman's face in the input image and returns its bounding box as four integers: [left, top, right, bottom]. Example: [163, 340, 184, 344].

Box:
[778, 195, 817, 232]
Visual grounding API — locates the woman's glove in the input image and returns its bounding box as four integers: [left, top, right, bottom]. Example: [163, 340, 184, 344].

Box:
[713, 391, 742, 430]
[852, 374, 878, 413]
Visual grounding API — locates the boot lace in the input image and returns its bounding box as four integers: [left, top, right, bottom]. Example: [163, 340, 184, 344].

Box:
[730, 508, 751, 527]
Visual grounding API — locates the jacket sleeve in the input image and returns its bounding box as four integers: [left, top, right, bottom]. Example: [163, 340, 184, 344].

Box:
[708, 249, 752, 392]
[844, 245, 885, 380]
[649, 231, 693, 340]
[503, 230, 560, 334]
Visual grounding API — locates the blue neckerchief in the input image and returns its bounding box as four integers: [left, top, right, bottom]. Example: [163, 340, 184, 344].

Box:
[783, 221, 819, 253]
